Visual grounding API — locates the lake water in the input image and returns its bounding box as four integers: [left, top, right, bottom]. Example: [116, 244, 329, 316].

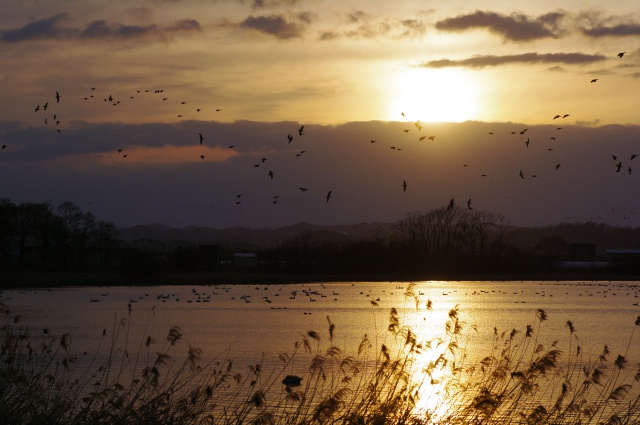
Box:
[3, 280, 640, 370]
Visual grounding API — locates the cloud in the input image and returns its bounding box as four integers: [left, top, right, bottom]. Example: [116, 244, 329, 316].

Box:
[420, 52, 607, 69]
[0, 14, 201, 43]
[581, 23, 640, 37]
[435, 10, 566, 41]
[240, 0, 303, 9]
[0, 13, 73, 42]
[239, 13, 310, 39]
[575, 10, 640, 37]
[320, 13, 425, 40]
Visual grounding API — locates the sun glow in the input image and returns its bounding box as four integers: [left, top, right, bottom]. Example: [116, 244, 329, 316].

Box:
[386, 68, 479, 123]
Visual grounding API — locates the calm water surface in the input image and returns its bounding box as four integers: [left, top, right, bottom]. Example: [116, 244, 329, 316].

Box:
[3, 280, 640, 369]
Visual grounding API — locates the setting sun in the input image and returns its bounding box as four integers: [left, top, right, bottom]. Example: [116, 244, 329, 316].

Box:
[387, 68, 479, 123]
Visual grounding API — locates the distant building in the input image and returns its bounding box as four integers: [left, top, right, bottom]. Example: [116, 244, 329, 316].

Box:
[605, 249, 640, 271]
[234, 252, 257, 267]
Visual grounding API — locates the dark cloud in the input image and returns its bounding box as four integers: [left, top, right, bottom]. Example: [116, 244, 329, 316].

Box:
[581, 23, 640, 37]
[0, 15, 201, 43]
[0, 13, 73, 42]
[2, 119, 638, 228]
[435, 10, 566, 41]
[420, 52, 607, 69]
[239, 13, 309, 39]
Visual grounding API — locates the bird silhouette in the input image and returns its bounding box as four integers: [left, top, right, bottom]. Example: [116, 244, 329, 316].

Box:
[467, 198, 472, 210]
[525, 138, 530, 147]
[618, 52, 626, 58]
[591, 79, 599, 83]
[55, 91, 60, 103]
[562, 114, 570, 118]
[612, 155, 618, 161]
[268, 170, 274, 179]
[282, 375, 302, 387]
[43, 102, 48, 111]
[555, 163, 561, 170]
[200, 155, 206, 159]
[299, 187, 308, 192]
[428, 136, 435, 141]
[298, 125, 304, 136]
[1, 145, 6, 150]
[519, 170, 525, 179]
[326, 191, 332, 202]
[403, 129, 410, 133]
[402, 180, 408, 192]
[553, 115, 561, 119]
[199, 133, 204, 145]
[616, 162, 623, 172]
[631, 154, 638, 161]
[287, 134, 293, 143]
[447, 198, 455, 210]
[34, 105, 40, 112]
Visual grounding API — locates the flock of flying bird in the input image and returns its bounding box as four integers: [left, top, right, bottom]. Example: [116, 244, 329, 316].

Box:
[0, 49, 636, 222]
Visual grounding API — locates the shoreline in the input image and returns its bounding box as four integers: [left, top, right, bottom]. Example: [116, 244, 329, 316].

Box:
[1, 270, 638, 289]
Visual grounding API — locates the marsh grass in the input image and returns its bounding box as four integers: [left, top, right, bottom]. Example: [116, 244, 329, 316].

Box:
[3, 284, 640, 425]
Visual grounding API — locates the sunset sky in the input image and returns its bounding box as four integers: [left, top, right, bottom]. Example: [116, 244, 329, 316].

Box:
[1, 0, 639, 229]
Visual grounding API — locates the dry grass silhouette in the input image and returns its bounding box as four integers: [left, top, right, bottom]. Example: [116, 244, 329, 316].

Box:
[2, 286, 640, 424]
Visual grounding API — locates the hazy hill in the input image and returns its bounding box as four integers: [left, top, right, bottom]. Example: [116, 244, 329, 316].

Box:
[116, 222, 395, 249]
[116, 221, 639, 255]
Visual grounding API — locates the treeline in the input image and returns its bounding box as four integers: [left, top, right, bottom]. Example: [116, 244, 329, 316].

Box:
[1, 198, 638, 279]
[0, 199, 120, 272]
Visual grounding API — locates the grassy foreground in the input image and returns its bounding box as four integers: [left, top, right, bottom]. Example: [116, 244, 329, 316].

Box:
[3, 284, 640, 425]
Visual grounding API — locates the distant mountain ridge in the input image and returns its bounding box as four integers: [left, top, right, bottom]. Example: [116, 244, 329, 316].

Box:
[116, 222, 395, 249]
[116, 221, 639, 255]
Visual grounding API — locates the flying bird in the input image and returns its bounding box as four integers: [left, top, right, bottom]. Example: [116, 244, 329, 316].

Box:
[34, 105, 40, 112]
[428, 136, 435, 141]
[326, 191, 332, 202]
[402, 180, 408, 192]
[616, 162, 623, 172]
[525, 138, 530, 147]
[447, 198, 455, 211]
[555, 163, 561, 170]
[287, 134, 293, 143]
[268, 170, 274, 179]
[618, 52, 626, 58]
[553, 115, 561, 119]
[298, 125, 304, 136]
[200, 155, 206, 159]
[467, 198, 472, 210]
[43, 102, 48, 111]
[612, 155, 618, 161]
[519, 170, 525, 179]
[591, 79, 599, 83]
[562, 114, 570, 118]
[55, 91, 60, 102]
[299, 187, 308, 192]
[631, 154, 638, 161]
[199, 133, 204, 145]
